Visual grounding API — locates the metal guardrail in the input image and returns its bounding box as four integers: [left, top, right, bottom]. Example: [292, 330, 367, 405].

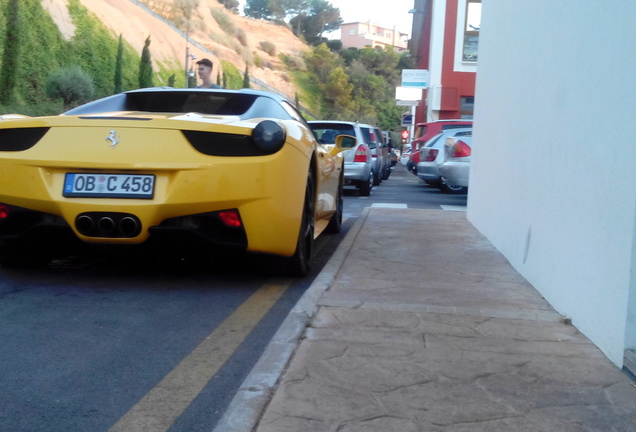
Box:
[128, 0, 318, 118]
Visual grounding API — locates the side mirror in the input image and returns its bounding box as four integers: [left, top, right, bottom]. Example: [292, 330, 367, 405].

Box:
[329, 134, 357, 155]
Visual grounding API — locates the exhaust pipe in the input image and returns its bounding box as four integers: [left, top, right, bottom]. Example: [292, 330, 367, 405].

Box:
[119, 216, 140, 236]
[97, 217, 116, 234]
[76, 215, 94, 236]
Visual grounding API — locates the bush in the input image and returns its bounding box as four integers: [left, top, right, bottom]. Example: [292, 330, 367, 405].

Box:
[259, 41, 277, 56]
[211, 7, 235, 35]
[46, 66, 94, 110]
[280, 54, 306, 71]
[235, 28, 248, 47]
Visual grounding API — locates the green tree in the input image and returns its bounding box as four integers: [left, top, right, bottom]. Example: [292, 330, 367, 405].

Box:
[0, 0, 21, 105]
[138, 35, 154, 88]
[289, 0, 342, 46]
[242, 64, 251, 88]
[244, 0, 273, 19]
[113, 34, 123, 93]
[323, 66, 355, 120]
[167, 74, 176, 87]
[46, 66, 94, 110]
[220, 0, 240, 12]
[304, 43, 341, 83]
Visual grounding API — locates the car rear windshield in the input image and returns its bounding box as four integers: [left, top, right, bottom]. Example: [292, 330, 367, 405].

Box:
[65, 91, 292, 120]
[126, 92, 259, 115]
[310, 123, 356, 144]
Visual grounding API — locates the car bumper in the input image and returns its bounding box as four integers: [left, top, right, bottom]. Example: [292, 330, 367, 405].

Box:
[343, 162, 371, 184]
[439, 161, 470, 187]
[0, 143, 309, 257]
[416, 162, 441, 181]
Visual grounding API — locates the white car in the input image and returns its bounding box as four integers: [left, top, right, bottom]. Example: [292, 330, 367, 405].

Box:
[399, 146, 412, 165]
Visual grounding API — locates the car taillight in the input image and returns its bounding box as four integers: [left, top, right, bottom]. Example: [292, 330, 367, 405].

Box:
[452, 140, 471, 158]
[353, 145, 369, 162]
[218, 210, 242, 227]
[0, 204, 11, 220]
[424, 149, 439, 162]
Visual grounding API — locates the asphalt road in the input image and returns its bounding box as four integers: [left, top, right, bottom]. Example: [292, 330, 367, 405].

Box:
[0, 164, 466, 432]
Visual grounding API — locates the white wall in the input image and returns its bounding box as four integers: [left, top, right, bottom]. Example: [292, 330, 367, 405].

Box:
[467, 0, 636, 366]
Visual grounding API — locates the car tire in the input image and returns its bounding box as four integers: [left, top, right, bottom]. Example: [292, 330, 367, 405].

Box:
[439, 182, 468, 194]
[382, 165, 390, 180]
[373, 169, 382, 186]
[326, 169, 343, 234]
[359, 170, 373, 196]
[280, 167, 315, 276]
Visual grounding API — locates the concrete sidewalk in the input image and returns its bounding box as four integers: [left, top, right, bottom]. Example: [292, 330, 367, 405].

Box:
[216, 208, 636, 432]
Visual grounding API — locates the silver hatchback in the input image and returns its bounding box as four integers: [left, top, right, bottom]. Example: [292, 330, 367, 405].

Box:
[417, 128, 472, 193]
[309, 121, 375, 196]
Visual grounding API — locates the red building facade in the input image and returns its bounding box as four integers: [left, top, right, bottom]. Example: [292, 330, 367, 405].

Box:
[410, 0, 479, 123]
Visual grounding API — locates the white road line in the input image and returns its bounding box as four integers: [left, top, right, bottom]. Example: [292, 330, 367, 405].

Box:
[370, 203, 408, 209]
[441, 205, 467, 212]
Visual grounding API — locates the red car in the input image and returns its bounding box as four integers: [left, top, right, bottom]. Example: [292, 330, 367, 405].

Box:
[406, 120, 473, 174]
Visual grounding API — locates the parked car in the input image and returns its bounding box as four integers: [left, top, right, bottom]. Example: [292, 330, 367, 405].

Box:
[407, 119, 473, 176]
[309, 121, 375, 196]
[359, 125, 386, 185]
[399, 145, 412, 165]
[439, 136, 473, 188]
[0, 88, 355, 275]
[374, 126, 391, 180]
[417, 128, 472, 193]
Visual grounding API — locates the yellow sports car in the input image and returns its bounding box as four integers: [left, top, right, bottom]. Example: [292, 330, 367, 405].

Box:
[0, 88, 355, 275]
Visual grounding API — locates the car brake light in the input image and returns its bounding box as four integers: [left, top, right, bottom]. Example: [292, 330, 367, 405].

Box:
[353, 145, 368, 162]
[218, 210, 242, 227]
[424, 149, 439, 162]
[452, 140, 471, 158]
[0, 204, 11, 220]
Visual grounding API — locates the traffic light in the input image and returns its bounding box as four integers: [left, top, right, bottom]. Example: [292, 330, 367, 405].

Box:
[401, 129, 409, 144]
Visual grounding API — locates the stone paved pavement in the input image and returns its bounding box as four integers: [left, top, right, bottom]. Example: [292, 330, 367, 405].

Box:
[217, 208, 636, 432]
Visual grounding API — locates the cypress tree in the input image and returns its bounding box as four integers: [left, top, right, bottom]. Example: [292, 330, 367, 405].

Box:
[0, 0, 20, 105]
[138, 35, 154, 88]
[114, 34, 124, 94]
[242, 64, 250, 89]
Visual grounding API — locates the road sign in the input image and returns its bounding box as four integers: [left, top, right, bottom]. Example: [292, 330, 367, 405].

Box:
[401, 113, 413, 127]
[401, 69, 429, 89]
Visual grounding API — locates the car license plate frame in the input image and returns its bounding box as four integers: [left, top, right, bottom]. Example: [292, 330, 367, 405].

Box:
[63, 173, 155, 199]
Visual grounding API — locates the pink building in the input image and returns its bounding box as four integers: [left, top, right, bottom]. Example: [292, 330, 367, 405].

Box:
[340, 21, 408, 51]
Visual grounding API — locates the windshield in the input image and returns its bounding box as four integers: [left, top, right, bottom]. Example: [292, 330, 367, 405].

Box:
[309, 123, 356, 144]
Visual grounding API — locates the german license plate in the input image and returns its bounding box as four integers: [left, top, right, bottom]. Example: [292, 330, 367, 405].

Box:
[63, 173, 155, 199]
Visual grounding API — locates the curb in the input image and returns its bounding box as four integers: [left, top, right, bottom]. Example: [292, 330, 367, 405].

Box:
[212, 208, 371, 432]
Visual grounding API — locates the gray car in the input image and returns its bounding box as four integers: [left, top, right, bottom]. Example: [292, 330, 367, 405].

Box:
[439, 136, 473, 188]
[417, 128, 472, 193]
[309, 121, 375, 196]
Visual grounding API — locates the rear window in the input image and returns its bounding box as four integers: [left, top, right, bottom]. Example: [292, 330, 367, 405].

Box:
[441, 123, 473, 130]
[360, 127, 377, 148]
[310, 123, 356, 144]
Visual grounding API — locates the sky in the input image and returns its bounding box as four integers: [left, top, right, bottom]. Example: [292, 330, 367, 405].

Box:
[329, 0, 415, 36]
[237, 0, 415, 36]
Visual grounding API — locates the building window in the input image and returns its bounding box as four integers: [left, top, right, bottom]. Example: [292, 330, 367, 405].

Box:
[349, 28, 355, 35]
[460, 96, 474, 119]
[463, 0, 481, 62]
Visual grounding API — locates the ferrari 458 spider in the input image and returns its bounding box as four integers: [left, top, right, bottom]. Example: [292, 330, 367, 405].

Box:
[0, 88, 355, 275]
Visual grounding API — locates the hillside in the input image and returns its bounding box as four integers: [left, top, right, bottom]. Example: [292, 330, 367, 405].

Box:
[42, 0, 310, 100]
